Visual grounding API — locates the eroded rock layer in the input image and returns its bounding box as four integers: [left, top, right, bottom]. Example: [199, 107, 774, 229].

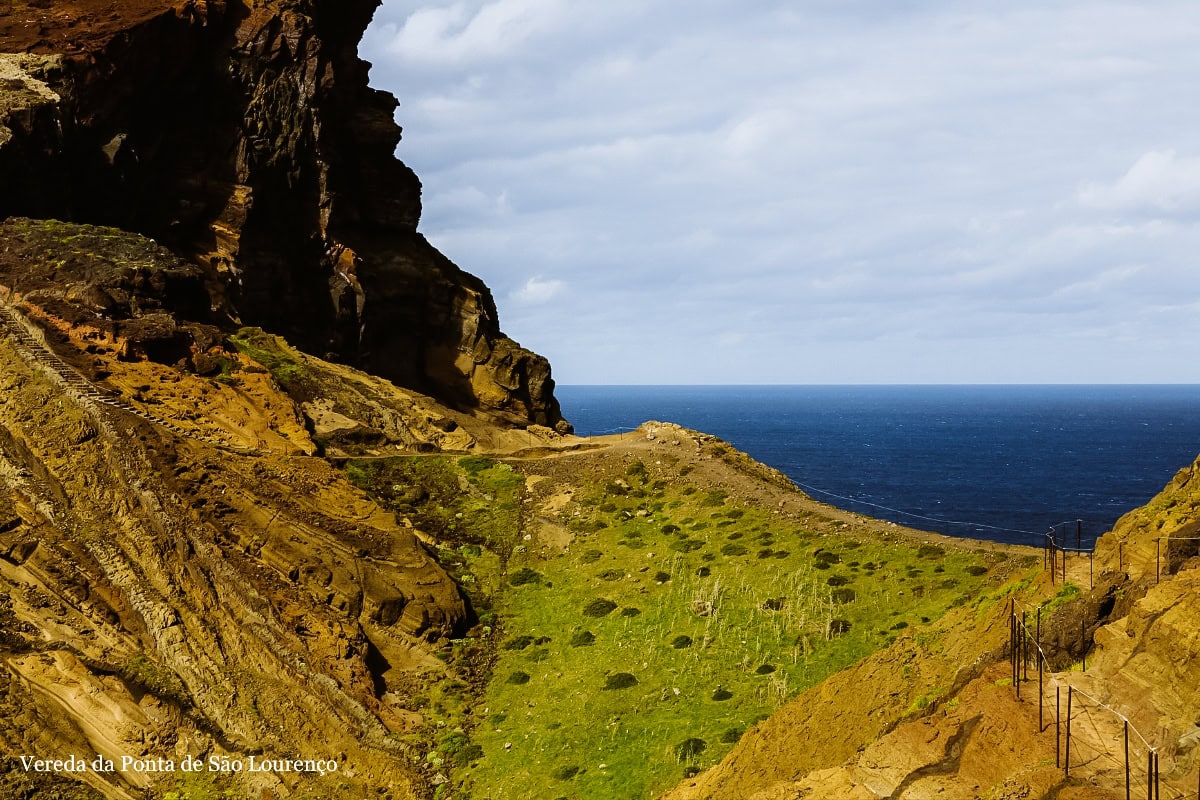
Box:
[0, 0, 568, 431]
[0, 329, 468, 798]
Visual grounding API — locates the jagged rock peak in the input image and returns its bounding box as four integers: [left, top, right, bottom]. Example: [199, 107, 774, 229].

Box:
[0, 0, 571, 432]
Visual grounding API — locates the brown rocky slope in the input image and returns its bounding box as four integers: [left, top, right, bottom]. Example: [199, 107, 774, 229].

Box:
[0, 0, 568, 431]
[0, 268, 499, 797]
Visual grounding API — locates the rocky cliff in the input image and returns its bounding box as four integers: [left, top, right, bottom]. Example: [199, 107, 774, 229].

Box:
[0, 0, 568, 432]
[0, 306, 472, 798]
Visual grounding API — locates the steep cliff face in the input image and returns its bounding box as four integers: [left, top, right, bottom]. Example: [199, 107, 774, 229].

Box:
[0, 0, 569, 431]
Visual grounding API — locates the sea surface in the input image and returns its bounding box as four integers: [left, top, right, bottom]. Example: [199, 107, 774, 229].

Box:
[556, 385, 1200, 548]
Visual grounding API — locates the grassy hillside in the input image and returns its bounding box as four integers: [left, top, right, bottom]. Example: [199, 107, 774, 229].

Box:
[346, 441, 1023, 799]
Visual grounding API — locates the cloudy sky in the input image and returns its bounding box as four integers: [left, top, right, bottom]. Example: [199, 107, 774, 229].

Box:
[360, 1, 1200, 385]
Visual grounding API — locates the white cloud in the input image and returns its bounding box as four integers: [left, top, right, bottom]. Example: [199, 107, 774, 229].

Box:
[425, 185, 512, 218]
[380, 0, 566, 64]
[364, 0, 1200, 383]
[1078, 150, 1200, 212]
[511, 276, 565, 305]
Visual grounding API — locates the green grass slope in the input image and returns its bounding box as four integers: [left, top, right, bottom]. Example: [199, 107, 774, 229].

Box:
[346, 444, 1019, 800]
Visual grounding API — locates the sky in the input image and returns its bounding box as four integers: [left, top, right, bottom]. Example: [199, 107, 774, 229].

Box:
[360, 1, 1200, 385]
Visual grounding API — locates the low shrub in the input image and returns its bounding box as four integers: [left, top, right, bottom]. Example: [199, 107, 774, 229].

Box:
[582, 599, 618, 618]
[603, 672, 638, 690]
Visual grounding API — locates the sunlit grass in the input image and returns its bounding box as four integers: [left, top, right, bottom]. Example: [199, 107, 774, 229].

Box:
[347, 456, 1007, 800]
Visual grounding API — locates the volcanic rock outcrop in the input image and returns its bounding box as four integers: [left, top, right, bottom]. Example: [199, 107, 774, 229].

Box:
[0, 0, 569, 432]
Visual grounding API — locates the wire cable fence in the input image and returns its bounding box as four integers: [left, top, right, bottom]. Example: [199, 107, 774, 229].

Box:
[598, 422, 1103, 552]
[1006, 597, 1186, 799]
[790, 480, 1048, 542]
[1043, 525, 1098, 588]
[591, 426, 642, 436]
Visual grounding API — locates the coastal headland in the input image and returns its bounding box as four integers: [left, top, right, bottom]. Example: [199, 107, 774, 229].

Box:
[2, 2, 1199, 799]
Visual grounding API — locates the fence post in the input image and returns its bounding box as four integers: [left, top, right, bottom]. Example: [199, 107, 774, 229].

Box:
[1016, 623, 1021, 700]
[1155, 750, 1160, 800]
[1013, 615, 1021, 700]
[1056, 685, 1061, 768]
[1010, 613, 1015, 685]
[1053, 535, 1058, 584]
[1147, 750, 1153, 800]
[1077, 518, 1082, 550]
[1038, 653, 1044, 731]
[1124, 720, 1130, 800]
[1022, 611, 1029, 682]
[1065, 686, 1073, 777]
[1090, 551, 1094, 589]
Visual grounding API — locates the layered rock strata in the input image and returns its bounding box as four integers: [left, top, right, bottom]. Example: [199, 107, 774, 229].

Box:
[0, 330, 468, 798]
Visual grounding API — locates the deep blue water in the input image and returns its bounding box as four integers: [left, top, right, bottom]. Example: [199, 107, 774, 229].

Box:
[556, 385, 1200, 548]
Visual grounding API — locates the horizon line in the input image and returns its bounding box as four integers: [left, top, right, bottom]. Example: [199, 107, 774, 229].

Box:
[556, 382, 1200, 388]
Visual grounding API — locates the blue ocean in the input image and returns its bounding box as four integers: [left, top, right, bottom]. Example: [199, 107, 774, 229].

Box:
[556, 385, 1200, 548]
